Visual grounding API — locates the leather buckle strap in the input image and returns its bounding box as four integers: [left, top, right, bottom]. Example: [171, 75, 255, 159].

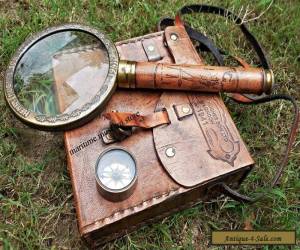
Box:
[103, 110, 170, 129]
[101, 110, 170, 143]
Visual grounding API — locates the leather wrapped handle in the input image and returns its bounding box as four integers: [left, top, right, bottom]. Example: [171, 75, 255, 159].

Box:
[117, 61, 273, 95]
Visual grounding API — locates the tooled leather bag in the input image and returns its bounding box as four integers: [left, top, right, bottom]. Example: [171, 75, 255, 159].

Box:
[60, 5, 299, 247]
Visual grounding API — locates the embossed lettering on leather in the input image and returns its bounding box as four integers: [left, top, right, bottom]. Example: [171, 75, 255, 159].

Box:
[189, 94, 240, 165]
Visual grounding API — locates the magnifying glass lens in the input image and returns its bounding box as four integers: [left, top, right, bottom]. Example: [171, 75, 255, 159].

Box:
[14, 30, 109, 115]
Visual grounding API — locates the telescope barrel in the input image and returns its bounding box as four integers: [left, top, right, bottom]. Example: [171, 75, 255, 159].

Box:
[117, 61, 274, 95]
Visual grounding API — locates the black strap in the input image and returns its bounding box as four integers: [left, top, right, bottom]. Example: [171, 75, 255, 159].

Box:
[158, 4, 271, 69]
[220, 94, 299, 203]
[158, 17, 224, 65]
[178, 4, 271, 69]
[158, 4, 300, 203]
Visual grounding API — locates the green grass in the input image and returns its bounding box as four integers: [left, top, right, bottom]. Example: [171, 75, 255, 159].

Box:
[0, 0, 299, 249]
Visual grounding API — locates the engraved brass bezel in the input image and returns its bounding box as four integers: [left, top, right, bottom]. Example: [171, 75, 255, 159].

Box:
[4, 24, 119, 131]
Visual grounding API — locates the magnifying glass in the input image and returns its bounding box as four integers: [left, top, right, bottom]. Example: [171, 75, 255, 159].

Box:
[4, 24, 274, 131]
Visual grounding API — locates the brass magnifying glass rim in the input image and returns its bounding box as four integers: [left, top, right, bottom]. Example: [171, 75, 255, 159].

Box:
[4, 23, 119, 131]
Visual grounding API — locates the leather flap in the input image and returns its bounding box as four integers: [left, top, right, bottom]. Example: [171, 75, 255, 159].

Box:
[153, 92, 253, 187]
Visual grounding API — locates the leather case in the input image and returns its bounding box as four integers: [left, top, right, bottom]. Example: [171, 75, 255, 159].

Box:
[62, 25, 254, 247]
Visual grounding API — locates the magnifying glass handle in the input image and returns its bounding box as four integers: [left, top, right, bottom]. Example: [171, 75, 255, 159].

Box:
[117, 61, 274, 95]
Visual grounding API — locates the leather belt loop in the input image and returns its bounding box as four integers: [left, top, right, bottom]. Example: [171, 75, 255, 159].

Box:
[141, 39, 162, 62]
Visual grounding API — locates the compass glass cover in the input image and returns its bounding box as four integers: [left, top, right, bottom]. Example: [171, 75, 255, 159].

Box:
[13, 30, 109, 116]
[96, 148, 136, 191]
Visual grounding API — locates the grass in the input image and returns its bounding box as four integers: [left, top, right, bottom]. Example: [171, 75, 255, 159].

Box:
[0, 0, 299, 249]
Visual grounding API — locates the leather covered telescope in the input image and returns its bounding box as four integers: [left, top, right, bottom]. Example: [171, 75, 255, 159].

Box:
[117, 60, 274, 95]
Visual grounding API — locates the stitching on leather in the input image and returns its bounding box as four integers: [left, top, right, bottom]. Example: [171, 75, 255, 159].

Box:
[82, 187, 182, 230]
[115, 32, 163, 46]
[92, 196, 205, 245]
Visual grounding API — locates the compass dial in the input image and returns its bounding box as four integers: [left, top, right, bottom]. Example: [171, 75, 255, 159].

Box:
[95, 147, 137, 201]
[99, 162, 133, 190]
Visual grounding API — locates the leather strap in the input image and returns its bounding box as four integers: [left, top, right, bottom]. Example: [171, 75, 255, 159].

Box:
[218, 95, 300, 203]
[178, 4, 271, 69]
[158, 17, 224, 66]
[103, 110, 170, 129]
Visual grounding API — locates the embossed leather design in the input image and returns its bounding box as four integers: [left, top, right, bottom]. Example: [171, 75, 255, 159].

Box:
[134, 62, 266, 94]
